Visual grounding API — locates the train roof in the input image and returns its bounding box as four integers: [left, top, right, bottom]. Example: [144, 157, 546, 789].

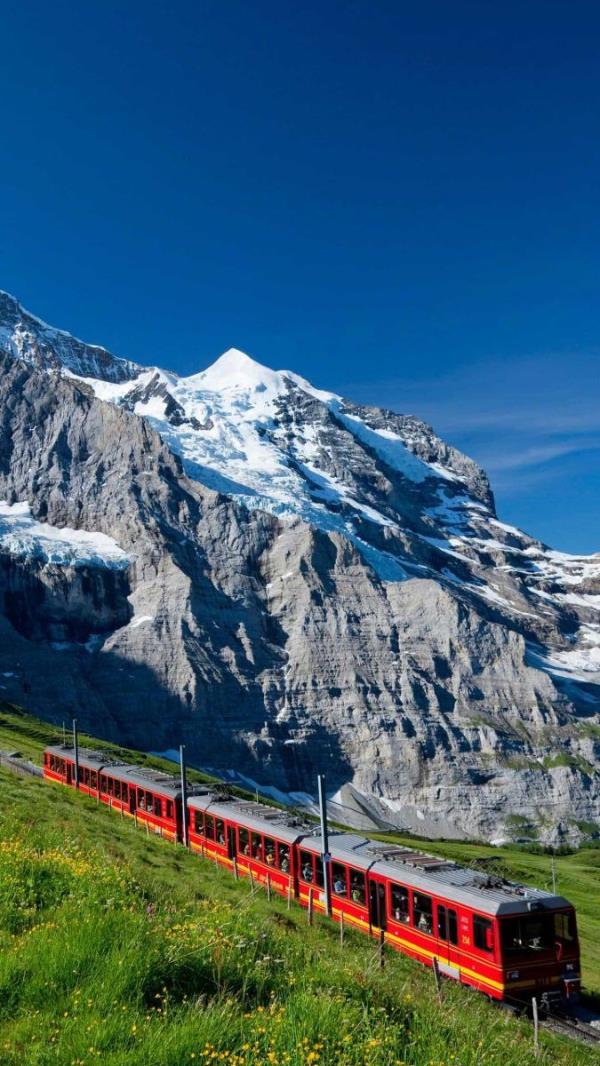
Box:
[46, 744, 129, 772]
[187, 793, 316, 845]
[44, 744, 206, 800]
[303, 832, 571, 917]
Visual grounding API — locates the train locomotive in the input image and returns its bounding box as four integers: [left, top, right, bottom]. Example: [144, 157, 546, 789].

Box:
[43, 744, 581, 1008]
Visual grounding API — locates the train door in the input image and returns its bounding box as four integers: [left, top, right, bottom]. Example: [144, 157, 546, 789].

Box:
[227, 824, 237, 862]
[66, 762, 72, 785]
[436, 903, 459, 979]
[129, 788, 136, 815]
[368, 877, 387, 932]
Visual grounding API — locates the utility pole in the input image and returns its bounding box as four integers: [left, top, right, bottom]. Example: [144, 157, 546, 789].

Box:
[179, 744, 189, 847]
[72, 719, 80, 790]
[318, 773, 332, 917]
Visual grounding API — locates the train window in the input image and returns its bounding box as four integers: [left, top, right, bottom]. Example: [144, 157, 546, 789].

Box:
[138, 788, 146, 810]
[448, 908, 458, 945]
[239, 827, 250, 854]
[107, 778, 114, 795]
[279, 845, 291, 873]
[215, 820, 225, 845]
[83, 768, 89, 786]
[114, 780, 120, 800]
[437, 904, 447, 939]
[349, 869, 366, 906]
[473, 915, 494, 953]
[501, 915, 553, 955]
[314, 857, 324, 887]
[90, 771, 97, 789]
[264, 837, 276, 867]
[390, 884, 410, 923]
[413, 893, 433, 935]
[251, 832, 263, 859]
[299, 850, 314, 882]
[166, 800, 173, 820]
[153, 796, 162, 817]
[194, 810, 204, 834]
[332, 863, 348, 897]
[101, 775, 108, 792]
[145, 791, 153, 810]
[121, 784, 128, 802]
[206, 815, 215, 840]
[554, 913, 575, 942]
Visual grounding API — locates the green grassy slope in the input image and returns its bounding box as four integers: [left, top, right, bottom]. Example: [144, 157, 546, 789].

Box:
[0, 704, 598, 1065]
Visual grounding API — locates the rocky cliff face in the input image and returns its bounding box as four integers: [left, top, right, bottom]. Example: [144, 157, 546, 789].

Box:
[0, 292, 599, 844]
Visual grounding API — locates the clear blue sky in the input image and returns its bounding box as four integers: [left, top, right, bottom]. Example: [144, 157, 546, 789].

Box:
[1, 1, 599, 552]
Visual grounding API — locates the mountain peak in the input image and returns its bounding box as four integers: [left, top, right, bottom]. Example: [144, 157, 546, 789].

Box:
[190, 347, 288, 394]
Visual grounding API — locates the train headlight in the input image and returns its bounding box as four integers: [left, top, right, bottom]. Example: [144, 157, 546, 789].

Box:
[564, 963, 576, 973]
[507, 970, 520, 981]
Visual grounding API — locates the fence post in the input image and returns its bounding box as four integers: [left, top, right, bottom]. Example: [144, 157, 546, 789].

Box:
[287, 880, 292, 910]
[532, 997, 539, 1057]
[308, 889, 314, 926]
[233, 857, 238, 881]
[340, 911, 345, 946]
[266, 874, 271, 902]
[379, 928, 385, 970]
[432, 957, 442, 1002]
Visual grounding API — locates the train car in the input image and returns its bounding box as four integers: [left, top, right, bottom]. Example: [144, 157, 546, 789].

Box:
[43, 744, 201, 842]
[187, 793, 311, 898]
[43, 744, 128, 797]
[300, 831, 580, 1005]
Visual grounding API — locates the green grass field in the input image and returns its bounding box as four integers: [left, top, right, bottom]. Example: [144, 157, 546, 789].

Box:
[1, 703, 599, 1066]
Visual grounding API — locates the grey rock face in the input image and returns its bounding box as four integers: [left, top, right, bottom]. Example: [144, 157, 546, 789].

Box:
[0, 297, 599, 845]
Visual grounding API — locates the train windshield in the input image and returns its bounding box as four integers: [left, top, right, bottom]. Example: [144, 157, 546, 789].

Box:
[500, 910, 576, 958]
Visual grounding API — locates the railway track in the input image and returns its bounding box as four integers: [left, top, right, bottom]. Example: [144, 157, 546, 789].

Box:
[542, 1009, 600, 1048]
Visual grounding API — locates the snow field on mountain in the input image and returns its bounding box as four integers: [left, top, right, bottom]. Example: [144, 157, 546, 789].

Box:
[0, 501, 129, 568]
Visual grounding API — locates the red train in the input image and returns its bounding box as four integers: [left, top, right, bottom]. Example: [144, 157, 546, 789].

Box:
[43, 744, 581, 1007]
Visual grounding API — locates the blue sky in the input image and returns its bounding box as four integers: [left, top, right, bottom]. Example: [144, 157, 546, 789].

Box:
[1, 1, 599, 552]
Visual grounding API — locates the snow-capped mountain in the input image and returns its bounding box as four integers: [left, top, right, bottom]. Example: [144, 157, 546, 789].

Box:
[65, 321, 600, 692]
[0, 290, 599, 843]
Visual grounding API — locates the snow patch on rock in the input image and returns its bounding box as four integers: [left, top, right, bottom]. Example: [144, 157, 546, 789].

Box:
[0, 501, 129, 569]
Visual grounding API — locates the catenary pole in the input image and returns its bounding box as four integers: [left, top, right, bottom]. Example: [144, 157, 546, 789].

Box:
[72, 719, 80, 790]
[318, 773, 332, 917]
[179, 744, 189, 847]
